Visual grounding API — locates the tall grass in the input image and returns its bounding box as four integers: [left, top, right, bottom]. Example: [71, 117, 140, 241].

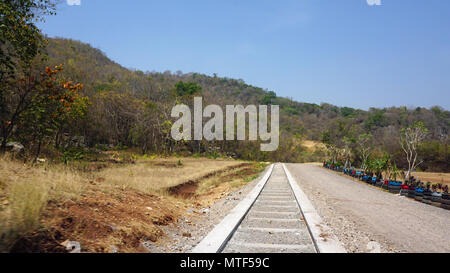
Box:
[0, 157, 86, 251]
[0, 155, 254, 252]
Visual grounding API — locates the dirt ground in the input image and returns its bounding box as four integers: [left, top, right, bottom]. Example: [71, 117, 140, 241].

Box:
[302, 140, 325, 150]
[286, 163, 450, 253]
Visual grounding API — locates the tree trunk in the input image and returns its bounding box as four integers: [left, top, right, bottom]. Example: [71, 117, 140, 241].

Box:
[34, 138, 42, 163]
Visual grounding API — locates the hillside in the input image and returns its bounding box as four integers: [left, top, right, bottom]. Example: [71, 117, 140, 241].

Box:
[39, 38, 449, 170]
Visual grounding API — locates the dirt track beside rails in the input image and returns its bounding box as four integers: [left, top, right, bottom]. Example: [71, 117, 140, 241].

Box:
[286, 163, 450, 253]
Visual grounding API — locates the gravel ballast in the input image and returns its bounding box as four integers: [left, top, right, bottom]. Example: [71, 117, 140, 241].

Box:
[142, 166, 270, 253]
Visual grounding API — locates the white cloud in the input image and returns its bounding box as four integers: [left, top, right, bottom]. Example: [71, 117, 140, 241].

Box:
[67, 0, 81, 6]
[366, 0, 381, 6]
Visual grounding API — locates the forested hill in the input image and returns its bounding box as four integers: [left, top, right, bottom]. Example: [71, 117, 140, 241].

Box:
[44, 37, 449, 170]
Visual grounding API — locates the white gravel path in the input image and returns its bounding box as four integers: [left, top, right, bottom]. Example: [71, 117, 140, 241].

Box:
[286, 163, 450, 253]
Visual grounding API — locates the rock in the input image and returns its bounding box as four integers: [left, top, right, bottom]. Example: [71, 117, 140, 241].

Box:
[66, 136, 86, 148]
[139, 241, 152, 253]
[202, 208, 210, 214]
[6, 142, 24, 154]
[109, 245, 118, 253]
[106, 224, 117, 232]
[186, 208, 195, 213]
[61, 240, 81, 253]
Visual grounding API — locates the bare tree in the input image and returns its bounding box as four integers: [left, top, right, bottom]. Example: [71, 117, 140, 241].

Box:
[358, 133, 373, 170]
[400, 122, 428, 181]
[324, 144, 338, 164]
[342, 137, 353, 169]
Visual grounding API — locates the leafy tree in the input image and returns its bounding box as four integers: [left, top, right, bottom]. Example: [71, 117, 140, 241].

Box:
[364, 109, 387, 130]
[0, 0, 56, 80]
[387, 161, 400, 182]
[1, 0, 57, 149]
[174, 81, 202, 97]
[341, 107, 356, 118]
[321, 131, 331, 145]
[17, 65, 87, 160]
[366, 154, 390, 180]
[261, 91, 276, 105]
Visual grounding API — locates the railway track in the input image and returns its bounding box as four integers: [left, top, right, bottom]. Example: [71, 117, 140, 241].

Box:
[193, 163, 345, 253]
[221, 164, 317, 253]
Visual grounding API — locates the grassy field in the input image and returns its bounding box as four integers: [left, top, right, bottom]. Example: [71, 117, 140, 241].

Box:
[94, 156, 247, 193]
[0, 153, 267, 253]
[413, 171, 450, 187]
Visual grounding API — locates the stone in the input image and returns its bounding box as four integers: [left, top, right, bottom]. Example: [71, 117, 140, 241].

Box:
[61, 240, 81, 253]
[140, 241, 152, 251]
[6, 142, 24, 154]
[202, 208, 210, 214]
[109, 245, 118, 253]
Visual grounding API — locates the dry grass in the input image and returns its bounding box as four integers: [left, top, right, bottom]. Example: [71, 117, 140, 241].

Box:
[196, 162, 266, 195]
[302, 140, 325, 150]
[0, 154, 260, 252]
[413, 171, 450, 187]
[94, 157, 244, 194]
[0, 156, 87, 251]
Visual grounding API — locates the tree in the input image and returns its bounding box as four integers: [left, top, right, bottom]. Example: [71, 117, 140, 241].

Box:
[15, 65, 87, 160]
[400, 121, 428, 181]
[261, 91, 276, 105]
[357, 133, 373, 170]
[1, 0, 57, 149]
[364, 109, 387, 130]
[0, 0, 56, 80]
[342, 136, 354, 169]
[387, 161, 400, 182]
[373, 154, 390, 180]
[365, 154, 389, 179]
[174, 81, 201, 97]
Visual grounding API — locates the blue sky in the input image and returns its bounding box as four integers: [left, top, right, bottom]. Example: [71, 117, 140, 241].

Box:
[39, 0, 450, 110]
